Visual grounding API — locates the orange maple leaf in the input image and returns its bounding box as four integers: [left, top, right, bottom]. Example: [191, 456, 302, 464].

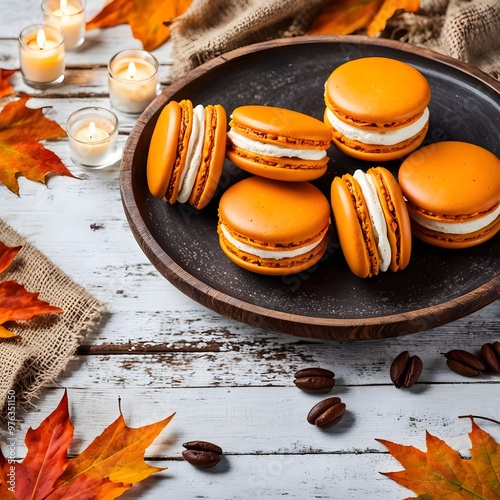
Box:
[0, 390, 175, 499]
[0, 69, 16, 99]
[0, 281, 63, 339]
[0, 97, 74, 196]
[309, 0, 420, 36]
[87, 0, 192, 51]
[0, 242, 22, 274]
[377, 418, 500, 498]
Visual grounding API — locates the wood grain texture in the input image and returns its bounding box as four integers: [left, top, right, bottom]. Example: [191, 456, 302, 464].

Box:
[1, 1, 499, 498]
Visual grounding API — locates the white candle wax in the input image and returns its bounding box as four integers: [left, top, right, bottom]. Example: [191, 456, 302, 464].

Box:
[67, 108, 119, 168]
[19, 24, 65, 86]
[42, 0, 86, 51]
[109, 50, 159, 114]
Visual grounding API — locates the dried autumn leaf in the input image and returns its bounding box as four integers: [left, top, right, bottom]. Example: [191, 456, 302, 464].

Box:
[0, 391, 175, 499]
[0, 242, 22, 274]
[0, 69, 16, 99]
[0, 280, 63, 339]
[367, 0, 420, 36]
[87, 0, 192, 51]
[11, 390, 74, 499]
[308, 0, 419, 36]
[0, 97, 74, 196]
[377, 418, 500, 498]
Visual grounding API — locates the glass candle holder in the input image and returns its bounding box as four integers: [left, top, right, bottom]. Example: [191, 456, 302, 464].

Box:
[19, 23, 65, 88]
[108, 49, 160, 114]
[42, 0, 86, 51]
[67, 107, 119, 169]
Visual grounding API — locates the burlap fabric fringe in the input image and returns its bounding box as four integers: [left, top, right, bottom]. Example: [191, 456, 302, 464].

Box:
[0, 220, 105, 427]
[169, 0, 500, 80]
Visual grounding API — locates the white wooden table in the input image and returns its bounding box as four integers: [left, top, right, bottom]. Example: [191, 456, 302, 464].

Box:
[1, 1, 499, 498]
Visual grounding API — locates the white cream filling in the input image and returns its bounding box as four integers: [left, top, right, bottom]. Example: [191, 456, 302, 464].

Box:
[220, 223, 322, 259]
[408, 203, 500, 235]
[325, 107, 429, 146]
[227, 129, 327, 161]
[353, 170, 391, 272]
[177, 104, 206, 203]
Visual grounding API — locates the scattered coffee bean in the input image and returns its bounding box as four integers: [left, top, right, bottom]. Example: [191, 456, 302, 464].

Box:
[390, 351, 423, 388]
[480, 342, 500, 374]
[182, 440, 222, 468]
[294, 367, 335, 393]
[307, 397, 346, 428]
[443, 349, 486, 377]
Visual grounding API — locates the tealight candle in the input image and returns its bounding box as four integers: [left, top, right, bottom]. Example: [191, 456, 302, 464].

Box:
[108, 49, 159, 114]
[18, 24, 65, 88]
[67, 107, 119, 168]
[42, 0, 86, 50]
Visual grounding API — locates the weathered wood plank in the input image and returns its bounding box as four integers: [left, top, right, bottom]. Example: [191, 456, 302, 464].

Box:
[118, 454, 412, 499]
[13, 386, 500, 458]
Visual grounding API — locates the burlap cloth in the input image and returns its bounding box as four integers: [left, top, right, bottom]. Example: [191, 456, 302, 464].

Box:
[0, 220, 105, 426]
[169, 0, 500, 80]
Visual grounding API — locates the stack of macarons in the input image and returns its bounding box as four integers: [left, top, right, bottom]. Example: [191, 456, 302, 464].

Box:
[147, 99, 227, 210]
[220, 105, 334, 275]
[330, 167, 412, 278]
[323, 57, 431, 162]
[398, 141, 500, 248]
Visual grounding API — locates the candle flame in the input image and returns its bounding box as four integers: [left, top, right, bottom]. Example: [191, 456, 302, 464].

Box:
[36, 29, 46, 50]
[60, 0, 68, 14]
[89, 121, 96, 139]
[128, 61, 136, 79]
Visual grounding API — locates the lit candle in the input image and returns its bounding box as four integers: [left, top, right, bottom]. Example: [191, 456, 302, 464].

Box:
[67, 107, 119, 168]
[18, 24, 65, 88]
[108, 49, 160, 114]
[42, 0, 86, 51]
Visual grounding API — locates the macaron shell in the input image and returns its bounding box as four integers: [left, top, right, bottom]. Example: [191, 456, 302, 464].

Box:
[226, 146, 328, 182]
[367, 167, 412, 271]
[230, 105, 333, 149]
[324, 57, 431, 128]
[165, 99, 193, 204]
[189, 104, 227, 210]
[330, 175, 378, 278]
[219, 177, 330, 246]
[146, 101, 181, 199]
[218, 230, 328, 276]
[398, 141, 500, 217]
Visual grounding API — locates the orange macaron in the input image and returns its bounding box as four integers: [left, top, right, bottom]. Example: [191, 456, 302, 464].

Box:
[217, 176, 331, 275]
[398, 141, 500, 248]
[324, 57, 431, 162]
[147, 99, 227, 210]
[226, 105, 333, 182]
[330, 167, 412, 278]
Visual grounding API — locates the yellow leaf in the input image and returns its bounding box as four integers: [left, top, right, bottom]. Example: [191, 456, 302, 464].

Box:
[52, 411, 175, 492]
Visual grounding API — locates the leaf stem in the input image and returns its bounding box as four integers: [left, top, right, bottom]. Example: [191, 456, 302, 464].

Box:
[458, 414, 500, 425]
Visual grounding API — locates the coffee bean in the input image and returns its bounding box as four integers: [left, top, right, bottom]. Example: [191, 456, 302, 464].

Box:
[182, 440, 222, 468]
[443, 349, 486, 376]
[307, 397, 346, 428]
[294, 367, 335, 393]
[480, 343, 500, 374]
[390, 351, 423, 388]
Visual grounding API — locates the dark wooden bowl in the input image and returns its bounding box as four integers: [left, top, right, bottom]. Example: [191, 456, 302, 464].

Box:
[120, 35, 500, 341]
